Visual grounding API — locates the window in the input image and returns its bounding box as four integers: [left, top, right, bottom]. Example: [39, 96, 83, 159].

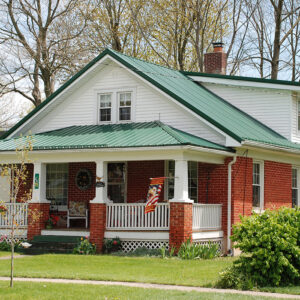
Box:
[107, 163, 126, 203]
[252, 162, 263, 209]
[46, 164, 68, 206]
[98, 90, 134, 124]
[165, 161, 198, 202]
[188, 161, 198, 202]
[99, 94, 112, 122]
[292, 168, 299, 207]
[118, 92, 131, 121]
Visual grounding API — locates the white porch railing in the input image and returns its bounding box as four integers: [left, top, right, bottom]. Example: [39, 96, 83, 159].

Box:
[106, 203, 169, 230]
[0, 203, 28, 228]
[192, 204, 222, 231]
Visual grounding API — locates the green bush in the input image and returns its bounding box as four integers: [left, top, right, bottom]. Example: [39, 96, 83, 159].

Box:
[218, 207, 300, 288]
[73, 237, 96, 255]
[177, 238, 220, 260]
[0, 236, 22, 252]
[103, 237, 121, 253]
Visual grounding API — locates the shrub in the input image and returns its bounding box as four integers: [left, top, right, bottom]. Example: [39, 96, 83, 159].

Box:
[103, 237, 121, 253]
[73, 237, 96, 255]
[177, 238, 220, 260]
[218, 207, 300, 288]
[0, 236, 22, 252]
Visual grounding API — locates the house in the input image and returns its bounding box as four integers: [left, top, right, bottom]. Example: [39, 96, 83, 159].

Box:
[0, 44, 299, 254]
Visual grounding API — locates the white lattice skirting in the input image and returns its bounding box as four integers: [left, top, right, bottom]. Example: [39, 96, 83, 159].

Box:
[193, 238, 223, 252]
[121, 240, 169, 253]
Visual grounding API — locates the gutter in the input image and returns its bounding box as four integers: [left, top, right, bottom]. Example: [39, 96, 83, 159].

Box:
[227, 155, 237, 254]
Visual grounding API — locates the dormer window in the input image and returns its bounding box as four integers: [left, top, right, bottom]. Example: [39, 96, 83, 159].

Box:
[99, 94, 112, 122]
[98, 89, 135, 124]
[118, 92, 131, 121]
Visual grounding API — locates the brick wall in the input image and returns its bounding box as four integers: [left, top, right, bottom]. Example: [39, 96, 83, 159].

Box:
[127, 161, 164, 203]
[231, 157, 253, 224]
[89, 203, 106, 253]
[198, 161, 228, 233]
[68, 162, 96, 205]
[16, 163, 33, 202]
[27, 203, 50, 240]
[169, 202, 193, 250]
[264, 161, 292, 209]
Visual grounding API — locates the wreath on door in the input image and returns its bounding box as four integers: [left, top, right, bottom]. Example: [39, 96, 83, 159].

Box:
[75, 168, 93, 191]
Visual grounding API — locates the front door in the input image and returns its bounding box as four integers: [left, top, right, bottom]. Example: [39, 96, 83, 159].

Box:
[107, 163, 126, 203]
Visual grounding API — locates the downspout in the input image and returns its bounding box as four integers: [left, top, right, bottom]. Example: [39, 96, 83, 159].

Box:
[227, 155, 237, 254]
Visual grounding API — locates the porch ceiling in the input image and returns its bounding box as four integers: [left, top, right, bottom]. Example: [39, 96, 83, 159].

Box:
[0, 121, 233, 153]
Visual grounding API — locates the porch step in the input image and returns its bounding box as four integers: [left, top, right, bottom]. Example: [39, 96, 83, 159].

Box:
[23, 235, 82, 255]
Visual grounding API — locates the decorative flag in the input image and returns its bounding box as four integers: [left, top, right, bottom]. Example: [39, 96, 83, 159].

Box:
[145, 177, 166, 214]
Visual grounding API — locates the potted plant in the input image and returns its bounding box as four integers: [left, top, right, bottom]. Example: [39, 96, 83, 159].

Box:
[0, 204, 7, 214]
[45, 214, 59, 229]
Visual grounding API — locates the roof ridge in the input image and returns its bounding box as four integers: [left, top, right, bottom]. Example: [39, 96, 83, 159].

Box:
[107, 48, 185, 75]
[155, 121, 186, 144]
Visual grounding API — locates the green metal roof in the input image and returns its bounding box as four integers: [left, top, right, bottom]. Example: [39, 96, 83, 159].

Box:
[0, 121, 232, 152]
[181, 71, 300, 87]
[3, 48, 300, 152]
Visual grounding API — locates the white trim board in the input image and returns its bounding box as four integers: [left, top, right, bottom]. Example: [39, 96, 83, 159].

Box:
[104, 231, 169, 240]
[41, 230, 90, 237]
[192, 230, 223, 240]
[189, 76, 300, 92]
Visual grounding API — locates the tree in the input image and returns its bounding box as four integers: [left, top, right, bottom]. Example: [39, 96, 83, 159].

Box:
[0, 135, 35, 287]
[0, 0, 88, 107]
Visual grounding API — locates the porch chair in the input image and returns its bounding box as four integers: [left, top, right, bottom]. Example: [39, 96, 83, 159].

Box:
[67, 201, 88, 228]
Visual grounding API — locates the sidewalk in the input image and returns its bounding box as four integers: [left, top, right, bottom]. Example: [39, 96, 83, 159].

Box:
[0, 277, 299, 299]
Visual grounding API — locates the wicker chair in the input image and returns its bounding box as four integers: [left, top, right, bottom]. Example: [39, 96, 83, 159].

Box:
[67, 201, 88, 228]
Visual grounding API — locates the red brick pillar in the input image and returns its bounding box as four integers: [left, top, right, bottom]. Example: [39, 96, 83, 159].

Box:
[27, 203, 50, 241]
[169, 202, 193, 250]
[89, 203, 106, 253]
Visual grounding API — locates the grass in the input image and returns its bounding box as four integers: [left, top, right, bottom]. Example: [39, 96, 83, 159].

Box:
[0, 254, 298, 296]
[0, 254, 233, 287]
[0, 281, 287, 300]
[0, 251, 19, 257]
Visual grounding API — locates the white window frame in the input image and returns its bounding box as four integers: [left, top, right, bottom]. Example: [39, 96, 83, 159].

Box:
[98, 93, 113, 123]
[107, 162, 127, 203]
[96, 87, 136, 124]
[252, 160, 264, 212]
[292, 166, 300, 207]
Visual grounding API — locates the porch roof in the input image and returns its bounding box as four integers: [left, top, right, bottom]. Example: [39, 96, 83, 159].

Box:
[0, 121, 232, 152]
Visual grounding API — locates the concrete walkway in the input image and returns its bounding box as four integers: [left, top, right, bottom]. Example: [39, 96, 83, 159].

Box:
[0, 255, 31, 260]
[0, 277, 299, 299]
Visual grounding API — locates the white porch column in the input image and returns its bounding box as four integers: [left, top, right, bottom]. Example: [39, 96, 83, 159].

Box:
[90, 160, 108, 203]
[31, 162, 50, 203]
[169, 159, 193, 203]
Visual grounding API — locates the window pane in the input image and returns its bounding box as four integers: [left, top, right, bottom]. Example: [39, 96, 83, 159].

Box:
[100, 94, 111, 107]
[188, 161, 198, 202]
[292, 189, 298, 208]
[46, 163, 68, 206]
[119, 107, 131, 120]
[292, 168, 297, 188]
[167, 161, 175, 200]
[253, 185, 260, 207]
[100, 108, 111, 122]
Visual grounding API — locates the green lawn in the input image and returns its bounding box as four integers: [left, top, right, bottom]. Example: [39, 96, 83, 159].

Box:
[0, 281, 286, 300]
[0, 254, 233, 287]
[0, 254, 298, 296]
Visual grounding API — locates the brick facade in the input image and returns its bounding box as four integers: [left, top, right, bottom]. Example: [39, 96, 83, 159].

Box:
[27, 203, 50, 240]
[127, 160, 164, 203]
[16, 163, 33, 202]
[89, 203, 106, 252]
[169, 202, 193, 250]
[68, 162, 96, 206]
[264, 161, 292, 209]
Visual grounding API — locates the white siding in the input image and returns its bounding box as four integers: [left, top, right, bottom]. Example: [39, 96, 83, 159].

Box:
[30, 63, 225, 145]
[291, 93, 300, 143]
[203, 83, 292, 140]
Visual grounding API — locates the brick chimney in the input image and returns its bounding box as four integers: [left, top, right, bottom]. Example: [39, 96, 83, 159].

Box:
[204, 42, 227, 75]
